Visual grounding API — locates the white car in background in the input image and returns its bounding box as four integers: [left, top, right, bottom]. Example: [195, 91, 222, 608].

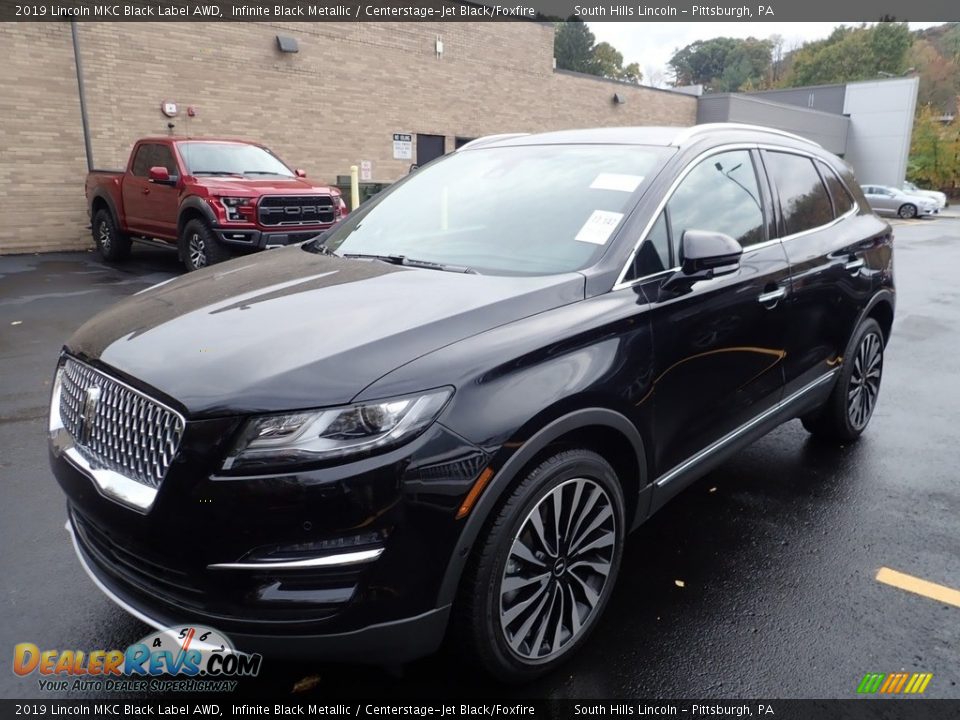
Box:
[861, 184, 940, 219]
[903, 181, 948, 209]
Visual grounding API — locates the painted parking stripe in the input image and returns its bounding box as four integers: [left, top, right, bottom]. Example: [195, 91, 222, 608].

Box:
[876, 567, 960, 608]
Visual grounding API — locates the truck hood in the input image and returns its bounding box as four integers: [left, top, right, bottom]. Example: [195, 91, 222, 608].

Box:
[65, 248, 584, 417]
[191, 176, 335, 195]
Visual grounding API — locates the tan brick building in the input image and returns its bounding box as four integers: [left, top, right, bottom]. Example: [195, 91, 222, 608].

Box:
[0, 21, 697, 254]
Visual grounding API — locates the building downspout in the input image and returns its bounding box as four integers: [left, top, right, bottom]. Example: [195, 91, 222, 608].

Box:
[71, 20, 94, 172]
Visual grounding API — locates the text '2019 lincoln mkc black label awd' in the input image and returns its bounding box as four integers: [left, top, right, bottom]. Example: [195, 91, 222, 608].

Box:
[49, 124, 894, 682]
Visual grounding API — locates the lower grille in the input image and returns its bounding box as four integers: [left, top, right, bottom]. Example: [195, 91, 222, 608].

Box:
[258, 195, 335, 226]
[59, 358, 184, 489]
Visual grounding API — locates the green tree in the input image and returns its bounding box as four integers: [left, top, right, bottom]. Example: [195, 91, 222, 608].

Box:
[554, 19, 597, 74]
[908, 104, 960, 193]
[668, 37, 772, 92]
[554, 22, 642, 84]
[781, 22, 911, 86]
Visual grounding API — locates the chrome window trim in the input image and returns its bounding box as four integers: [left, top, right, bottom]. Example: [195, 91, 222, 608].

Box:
[613, 142, 859, 292]
[655, 369, 839, 488]
[208, 548, 384, 570]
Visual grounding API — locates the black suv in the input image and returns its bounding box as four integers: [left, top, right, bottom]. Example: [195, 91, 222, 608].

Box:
[50, 124, 894, 681]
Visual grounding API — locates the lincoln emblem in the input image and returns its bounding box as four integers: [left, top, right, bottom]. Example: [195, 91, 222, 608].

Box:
[78, 386, 101, 444]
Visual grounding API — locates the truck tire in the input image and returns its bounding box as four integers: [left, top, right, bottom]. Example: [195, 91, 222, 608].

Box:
[92, 208, 131, 262]
[179, 219, 232, 271]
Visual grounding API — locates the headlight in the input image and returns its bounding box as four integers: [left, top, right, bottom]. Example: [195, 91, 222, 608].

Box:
[222, 388, 452, 470]
[219, 197, 253, 222]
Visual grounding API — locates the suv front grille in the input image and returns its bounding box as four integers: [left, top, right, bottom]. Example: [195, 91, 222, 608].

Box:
[258, 195, 335, 226]
[59, 358, 184, 489]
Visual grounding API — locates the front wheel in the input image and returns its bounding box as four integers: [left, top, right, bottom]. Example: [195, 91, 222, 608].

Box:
[179, 219, 232, 271]
[897, 203, 917, 219]
[802, 318, 884, 441]
[455, 449, 625, 682]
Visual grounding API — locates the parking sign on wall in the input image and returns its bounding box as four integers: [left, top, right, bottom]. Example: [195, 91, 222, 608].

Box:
[393, 133, 413, 160]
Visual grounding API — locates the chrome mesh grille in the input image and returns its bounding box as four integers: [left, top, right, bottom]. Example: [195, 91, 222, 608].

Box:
[59, 358, 184, 488]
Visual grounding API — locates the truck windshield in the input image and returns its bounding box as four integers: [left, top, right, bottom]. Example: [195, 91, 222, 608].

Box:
[309, 144, 671, 276]
[178, 142, 294, 177]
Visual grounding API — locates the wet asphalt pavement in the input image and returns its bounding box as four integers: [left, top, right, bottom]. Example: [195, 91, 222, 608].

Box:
[1, 221, 958, 701]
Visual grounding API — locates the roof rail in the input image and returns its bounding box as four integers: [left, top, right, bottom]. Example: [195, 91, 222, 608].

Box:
[456, 133, 529, 151]
[672, 123, 822, 148]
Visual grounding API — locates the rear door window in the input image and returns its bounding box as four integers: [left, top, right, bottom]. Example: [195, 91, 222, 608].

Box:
[764, 151, 834, 236]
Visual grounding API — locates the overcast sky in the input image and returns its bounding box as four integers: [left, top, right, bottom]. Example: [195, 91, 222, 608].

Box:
[589, 22, 944, 86]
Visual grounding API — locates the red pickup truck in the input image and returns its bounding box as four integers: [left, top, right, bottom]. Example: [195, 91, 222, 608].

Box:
[85, 137, 347, 270]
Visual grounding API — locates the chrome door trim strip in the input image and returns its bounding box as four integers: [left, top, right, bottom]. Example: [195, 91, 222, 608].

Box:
[208, 548, 384, 571]
[655, 369, 839, 489]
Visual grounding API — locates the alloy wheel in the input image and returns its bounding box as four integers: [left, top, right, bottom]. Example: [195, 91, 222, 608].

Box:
[848, 331, 882, 430]
[499, 478, 616, 662]
[899, 204, 916, 219]
[189, 233, 207, 268]
[98, 221, 111, 252]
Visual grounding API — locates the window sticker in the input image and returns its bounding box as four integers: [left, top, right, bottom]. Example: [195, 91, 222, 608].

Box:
[575, 210, 624, 245]
[590, 173, 644, 193]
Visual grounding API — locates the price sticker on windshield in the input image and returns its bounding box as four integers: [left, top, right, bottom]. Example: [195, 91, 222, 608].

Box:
[575, 210, 624, 245]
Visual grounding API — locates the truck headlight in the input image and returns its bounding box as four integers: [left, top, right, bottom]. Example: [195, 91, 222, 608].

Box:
[222, 388, 453, 470]
[219, 197, 253, 222]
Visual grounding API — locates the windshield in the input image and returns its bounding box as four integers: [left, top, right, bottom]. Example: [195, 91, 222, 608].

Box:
[310, 144, 671, 275]
[178, 142, 294, 177]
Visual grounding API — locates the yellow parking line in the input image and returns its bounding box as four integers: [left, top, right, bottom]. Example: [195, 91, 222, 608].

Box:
[876, 567, 960, 608]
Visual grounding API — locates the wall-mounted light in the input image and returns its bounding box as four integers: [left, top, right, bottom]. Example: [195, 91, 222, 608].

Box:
[612, 93, 626, 105]
[276, 35, 299, 53]
[435, 35, 444, 58]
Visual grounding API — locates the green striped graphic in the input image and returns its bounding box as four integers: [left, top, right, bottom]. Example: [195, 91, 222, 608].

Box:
[857, 673, 886, 693]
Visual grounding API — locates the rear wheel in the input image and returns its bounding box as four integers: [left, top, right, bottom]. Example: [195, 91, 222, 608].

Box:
[802, 318, 884, 442]
[897, 203, 917, 219]
[179, 219, 232, 271]
[455, 449, 625, 682]
[92, 208, 131, 262]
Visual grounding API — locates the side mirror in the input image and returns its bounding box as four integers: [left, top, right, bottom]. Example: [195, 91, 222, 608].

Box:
[662, 230, 742, 296]
[295, 168, 307, 178]
[148, 166, 175, 185]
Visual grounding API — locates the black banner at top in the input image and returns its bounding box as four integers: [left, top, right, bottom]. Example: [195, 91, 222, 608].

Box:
[2, 0, 959, 22]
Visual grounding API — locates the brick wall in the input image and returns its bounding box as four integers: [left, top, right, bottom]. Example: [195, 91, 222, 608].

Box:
[0, 21, 696, 254]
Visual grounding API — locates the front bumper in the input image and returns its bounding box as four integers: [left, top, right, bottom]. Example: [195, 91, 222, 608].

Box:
[214, 227, 332, 250]
[65, 516, 450, 662]
[51, 412, 489, 661]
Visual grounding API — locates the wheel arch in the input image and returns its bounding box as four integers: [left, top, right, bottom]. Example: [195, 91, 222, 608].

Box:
[857, 289, 896, 347]
[177, 197, 218, 236]
[436, 407, 649, 607]
[89, 191, 119, 226]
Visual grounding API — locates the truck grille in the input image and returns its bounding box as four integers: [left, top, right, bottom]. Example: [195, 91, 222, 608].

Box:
[59, 358, 184, 489]
[258, 195, 335, 226]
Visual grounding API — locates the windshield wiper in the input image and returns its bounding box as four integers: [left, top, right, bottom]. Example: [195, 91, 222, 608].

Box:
[243, 170, 286, 176]
[191, 170, 242, 176]
[341, 253, 477, 274]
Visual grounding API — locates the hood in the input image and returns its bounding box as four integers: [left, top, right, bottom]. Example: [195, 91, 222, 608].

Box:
[191, 176, 335, 195]
[65, 248, 584, 417]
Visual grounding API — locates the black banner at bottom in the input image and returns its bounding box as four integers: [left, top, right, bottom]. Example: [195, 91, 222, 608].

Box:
[2, 700, 959, 720]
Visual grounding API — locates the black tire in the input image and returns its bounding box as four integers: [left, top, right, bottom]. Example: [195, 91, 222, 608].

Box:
[91, 208, 131, 262]
[454, 448, 626, 682]
[179, 219, 232, 271]
[802, 318, 884, 442]
[897, 203, 917, 219]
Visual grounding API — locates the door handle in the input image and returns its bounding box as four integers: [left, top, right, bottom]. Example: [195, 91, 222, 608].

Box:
[757, 287, 786, 306]
[845, 258, 865, 273]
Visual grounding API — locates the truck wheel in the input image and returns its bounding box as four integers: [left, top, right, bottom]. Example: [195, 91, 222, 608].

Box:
[92, 208, 131, 262]
[180, 219, 232, 271]
[454, 449, 625, 682]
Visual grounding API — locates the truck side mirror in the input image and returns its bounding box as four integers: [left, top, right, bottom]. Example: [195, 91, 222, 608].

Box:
[148, 167, 175, 185]
[295, 168, 307, 178]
